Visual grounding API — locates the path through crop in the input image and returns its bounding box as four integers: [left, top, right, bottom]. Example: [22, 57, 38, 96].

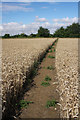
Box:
[17, 40, 60, 119]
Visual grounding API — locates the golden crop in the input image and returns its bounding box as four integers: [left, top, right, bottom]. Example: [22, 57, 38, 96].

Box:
[2, 38, 56, 116]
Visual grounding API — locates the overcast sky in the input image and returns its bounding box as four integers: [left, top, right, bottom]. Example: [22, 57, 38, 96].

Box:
[0, 2, 78, 35]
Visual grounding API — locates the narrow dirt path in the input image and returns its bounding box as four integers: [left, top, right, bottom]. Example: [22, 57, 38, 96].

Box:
[18, 41, 60, 119]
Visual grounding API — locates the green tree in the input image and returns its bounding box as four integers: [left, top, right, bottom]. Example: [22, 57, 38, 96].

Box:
[29, 33, 36, 38]
[38, 27, 50, 37]
[3, 34, 10, 38]
[19, 33, 27, 38]
[53, 27, 65, 38]
[53, 23, 80, 38]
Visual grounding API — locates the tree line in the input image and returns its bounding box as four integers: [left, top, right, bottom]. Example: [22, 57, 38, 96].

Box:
[2, 23, 80, 38]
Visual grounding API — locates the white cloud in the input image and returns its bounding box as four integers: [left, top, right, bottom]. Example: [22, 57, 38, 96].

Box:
[0, 17, 78, 36]
[35, 16, 47, 22]
[0, 22, 40, 35]
[2, 3, 33, 12]
[53, 17, 78, 24]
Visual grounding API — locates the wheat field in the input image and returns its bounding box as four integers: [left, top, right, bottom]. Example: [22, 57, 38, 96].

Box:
[2, 38, 79, 118]
[2, 38, 56, 116]
[56, 38, 79, 118]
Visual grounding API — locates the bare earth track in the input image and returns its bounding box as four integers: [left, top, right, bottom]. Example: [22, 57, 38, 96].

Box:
[18, 40, 60, 119]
